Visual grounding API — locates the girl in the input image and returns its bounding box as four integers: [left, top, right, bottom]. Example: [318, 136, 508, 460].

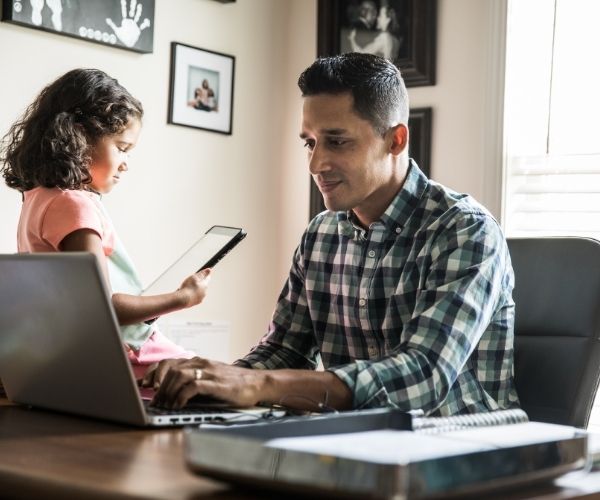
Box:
[0, 68, 211, 379]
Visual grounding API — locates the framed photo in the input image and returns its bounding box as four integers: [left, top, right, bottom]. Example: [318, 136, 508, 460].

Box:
[407, 107, 432, 177]
[168, 42, 235, 135]
[1, 0, 154, 53]
[309, 107, 433, 219]
[317, 0, 437, 87]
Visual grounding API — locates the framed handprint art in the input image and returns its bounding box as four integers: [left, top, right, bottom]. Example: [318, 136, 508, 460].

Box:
[1, 0, 155, 53]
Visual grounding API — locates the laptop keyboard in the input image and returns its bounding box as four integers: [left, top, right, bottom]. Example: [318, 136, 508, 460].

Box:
[144, 400, 229, 416]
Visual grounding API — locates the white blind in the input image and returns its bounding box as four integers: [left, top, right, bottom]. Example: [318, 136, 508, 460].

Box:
[506, 154, 600, 238]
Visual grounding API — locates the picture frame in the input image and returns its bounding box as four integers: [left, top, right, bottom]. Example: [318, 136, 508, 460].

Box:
[1, 0, 155, 53]
[309, 107, 433, 219]
[407, 107, 432, 178]
[317, 0, 437, 87]
[168, 42, 235, 135]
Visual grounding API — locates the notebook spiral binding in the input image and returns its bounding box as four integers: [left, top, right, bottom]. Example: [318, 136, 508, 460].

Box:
[412, 408, 529, 434]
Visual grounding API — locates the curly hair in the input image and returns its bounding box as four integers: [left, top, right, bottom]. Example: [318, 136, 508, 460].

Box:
[0, 68, 143, 192]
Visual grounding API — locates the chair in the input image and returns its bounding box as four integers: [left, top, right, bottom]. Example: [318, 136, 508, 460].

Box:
[508, 237, 600, 428]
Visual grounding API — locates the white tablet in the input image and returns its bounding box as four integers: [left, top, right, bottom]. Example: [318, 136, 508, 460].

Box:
[141, 225, 246, 297]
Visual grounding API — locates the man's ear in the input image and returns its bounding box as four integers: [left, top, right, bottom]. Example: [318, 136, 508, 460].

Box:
[389, 124, 408, 156]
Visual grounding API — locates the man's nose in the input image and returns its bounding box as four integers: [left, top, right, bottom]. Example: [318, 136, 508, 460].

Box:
[308, 144, 331, 176]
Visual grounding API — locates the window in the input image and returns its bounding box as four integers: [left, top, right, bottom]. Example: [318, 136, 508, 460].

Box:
[503, 0, 600, 430]
[504, 0, 600, 238]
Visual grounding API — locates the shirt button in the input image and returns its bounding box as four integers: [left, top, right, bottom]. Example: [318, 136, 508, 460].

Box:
[368, 250, 375, 258]
[395, 227, 401, 234]
[368, 345, 377, 356]
[359, 298, 366, 307]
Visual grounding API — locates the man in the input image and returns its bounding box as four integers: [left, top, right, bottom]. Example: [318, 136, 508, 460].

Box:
[146, 53, 519, 416]
[351, 0, 378, 30]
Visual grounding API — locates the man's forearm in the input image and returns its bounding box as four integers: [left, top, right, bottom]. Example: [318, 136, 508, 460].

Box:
[236, 341, 320, 371]
[258, 369, 353, 412]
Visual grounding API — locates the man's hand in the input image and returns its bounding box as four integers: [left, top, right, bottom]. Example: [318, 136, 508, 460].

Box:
[142, 357, 354, 412]
[142, 357, 266, 410]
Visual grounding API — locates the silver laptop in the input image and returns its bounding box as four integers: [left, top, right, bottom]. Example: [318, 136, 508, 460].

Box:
[0, 252, 270, 427]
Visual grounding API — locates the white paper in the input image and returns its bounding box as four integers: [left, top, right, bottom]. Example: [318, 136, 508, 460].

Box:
[443, 422, 581, 447]
[266, 430, 493, 464]
[589, 432, 600, 453]
[158, 320, 230, 362]
[265, 422, 581, 465]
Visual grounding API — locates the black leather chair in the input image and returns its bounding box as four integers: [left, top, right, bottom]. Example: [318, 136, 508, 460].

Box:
[508, 237, 600, 428]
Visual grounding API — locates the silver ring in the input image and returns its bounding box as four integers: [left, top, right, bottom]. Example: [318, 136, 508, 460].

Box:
[194, 368, 203, 381]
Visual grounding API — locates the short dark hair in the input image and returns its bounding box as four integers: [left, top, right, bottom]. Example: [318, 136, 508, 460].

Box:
[1, 68, 143, 192]
[297, 53, 408, 135]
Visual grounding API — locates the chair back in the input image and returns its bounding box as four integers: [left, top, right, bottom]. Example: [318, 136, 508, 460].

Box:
[508, 237, 600, 428]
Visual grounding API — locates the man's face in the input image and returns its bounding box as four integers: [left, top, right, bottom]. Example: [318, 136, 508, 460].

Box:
[360, 1, 377, 27]
[300, 93, 396, 218]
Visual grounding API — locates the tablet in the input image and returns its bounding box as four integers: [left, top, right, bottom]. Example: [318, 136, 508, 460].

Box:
[141, 225, 246, 297]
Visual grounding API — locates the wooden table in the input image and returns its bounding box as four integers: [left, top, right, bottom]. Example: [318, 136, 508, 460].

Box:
[2, 397, 600, 499]
[0, 399, 263, 499]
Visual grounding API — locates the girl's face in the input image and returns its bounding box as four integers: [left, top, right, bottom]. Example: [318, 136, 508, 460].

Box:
[89, 119, 141, 194]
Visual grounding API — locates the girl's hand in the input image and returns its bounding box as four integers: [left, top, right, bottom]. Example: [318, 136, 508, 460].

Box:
[112, 267, 212, 325]
[177, 268, 212, 308]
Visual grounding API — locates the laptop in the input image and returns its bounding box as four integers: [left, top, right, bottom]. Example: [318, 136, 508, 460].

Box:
[0, 252, 274, 427]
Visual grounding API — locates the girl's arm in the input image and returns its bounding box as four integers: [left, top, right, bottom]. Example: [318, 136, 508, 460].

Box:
[60, 229, 210, 325]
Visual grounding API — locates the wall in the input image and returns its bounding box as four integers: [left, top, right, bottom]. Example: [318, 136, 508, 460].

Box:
[0, 0, 502, 359]
[280, 0, 507, 272]
[0, 0, 315, 361]
[409, 0, 506, 219]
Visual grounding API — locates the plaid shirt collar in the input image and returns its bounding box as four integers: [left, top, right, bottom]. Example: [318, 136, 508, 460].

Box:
[337, 159, 428, 241]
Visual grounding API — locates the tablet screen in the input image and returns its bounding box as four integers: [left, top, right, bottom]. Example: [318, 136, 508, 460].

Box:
[141, 226, 244, 296]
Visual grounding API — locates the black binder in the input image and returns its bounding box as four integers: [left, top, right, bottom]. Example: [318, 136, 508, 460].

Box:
[184, 408, 588, 499]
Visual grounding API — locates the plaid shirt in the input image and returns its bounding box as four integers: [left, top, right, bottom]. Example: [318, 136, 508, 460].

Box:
[241, 162, 519, 415]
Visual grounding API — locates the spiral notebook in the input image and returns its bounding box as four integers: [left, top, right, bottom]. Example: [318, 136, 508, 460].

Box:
[412, 407, 529, 433]
[185, 408, 587, 499]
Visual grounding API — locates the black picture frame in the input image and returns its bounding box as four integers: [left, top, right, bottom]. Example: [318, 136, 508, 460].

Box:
[167, 42, 235, 135]
[1, 0, 155, 53]
[309, 107, 433, 219]
[407, 107, 432, 178]
[317, 0, 436, 87]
